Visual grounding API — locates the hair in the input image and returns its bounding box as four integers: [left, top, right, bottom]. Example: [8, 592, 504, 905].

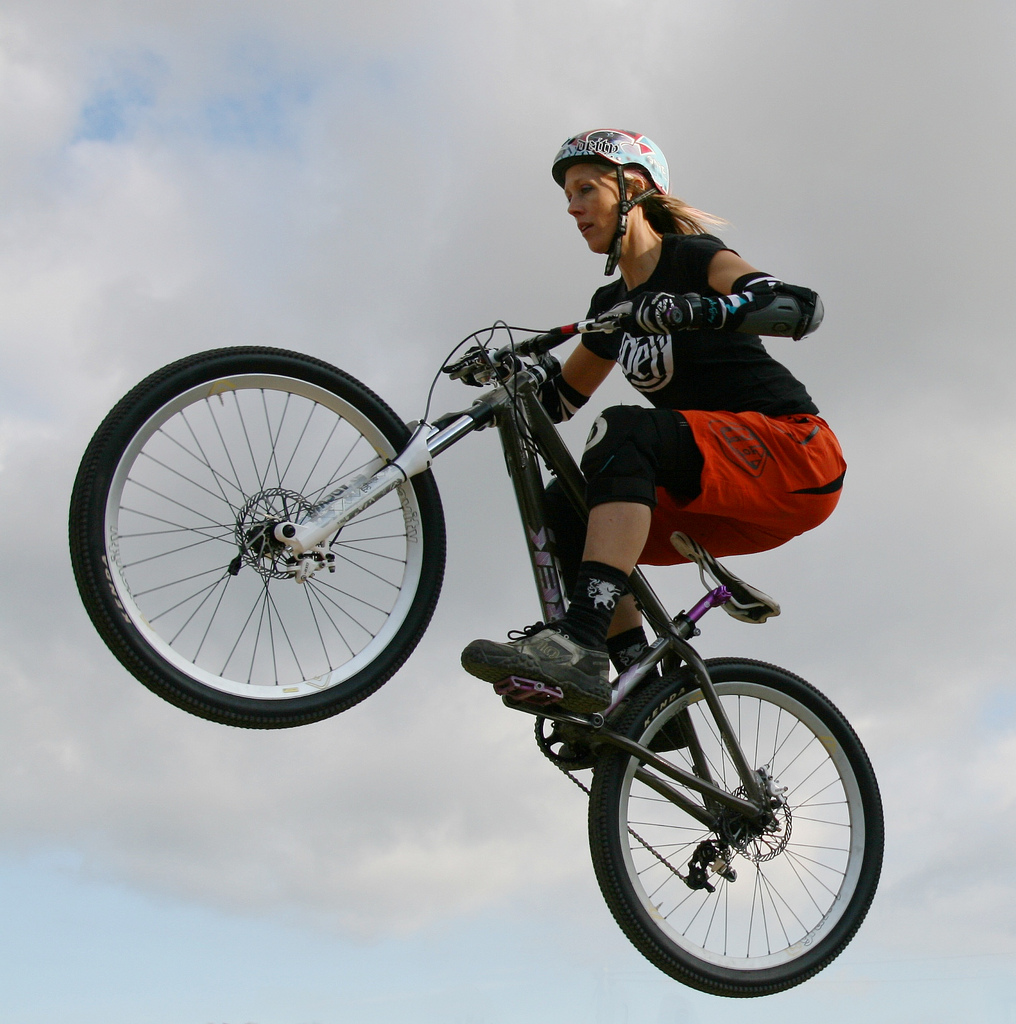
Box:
[622, 169, 726, 237]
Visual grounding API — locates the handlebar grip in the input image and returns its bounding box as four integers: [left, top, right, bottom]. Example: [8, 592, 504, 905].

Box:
[517, 322, 584, 356]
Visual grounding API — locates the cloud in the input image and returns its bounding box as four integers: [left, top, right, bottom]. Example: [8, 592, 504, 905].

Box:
[0, 0, 1014, 964]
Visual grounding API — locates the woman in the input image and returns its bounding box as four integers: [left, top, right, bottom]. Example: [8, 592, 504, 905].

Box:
[461, 129, 844, 713]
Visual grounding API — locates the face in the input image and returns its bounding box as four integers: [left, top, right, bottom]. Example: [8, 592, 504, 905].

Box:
[563, 163, 621, 254]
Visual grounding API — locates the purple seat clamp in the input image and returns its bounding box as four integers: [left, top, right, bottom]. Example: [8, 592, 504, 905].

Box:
[493, 676, 564, 706]
[686, 586, 733, 624]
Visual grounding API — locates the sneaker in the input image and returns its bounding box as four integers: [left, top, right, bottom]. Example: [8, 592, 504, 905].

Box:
[461, 625, 611, 713]
[670, 532, 781, 623]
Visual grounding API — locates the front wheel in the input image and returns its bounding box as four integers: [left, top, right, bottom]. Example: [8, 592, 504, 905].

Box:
[69, 347, 446, 728]
[588, 659, 883, 997]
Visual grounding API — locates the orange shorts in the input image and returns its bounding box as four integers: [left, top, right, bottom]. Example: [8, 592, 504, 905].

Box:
[639, 411, 845, 566]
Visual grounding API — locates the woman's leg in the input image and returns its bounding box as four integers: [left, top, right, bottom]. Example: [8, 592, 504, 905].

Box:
[461, 407, 701, 711]
[581, 501, 650, 638]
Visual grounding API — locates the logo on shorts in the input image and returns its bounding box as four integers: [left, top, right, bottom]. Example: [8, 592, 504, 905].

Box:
[709, 419, 770, 477]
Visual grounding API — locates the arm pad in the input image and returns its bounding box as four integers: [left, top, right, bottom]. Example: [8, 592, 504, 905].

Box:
[536, 355, 589, 423]
[631, 277, 824, 341]
[721, 276, 824, 340]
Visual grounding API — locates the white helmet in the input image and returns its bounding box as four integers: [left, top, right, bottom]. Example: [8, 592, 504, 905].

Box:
[552, 129, 669, 275]
[552, 129, 669, 194]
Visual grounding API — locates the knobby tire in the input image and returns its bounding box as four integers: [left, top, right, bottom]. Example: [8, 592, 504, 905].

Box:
[69, 347, 446, 728]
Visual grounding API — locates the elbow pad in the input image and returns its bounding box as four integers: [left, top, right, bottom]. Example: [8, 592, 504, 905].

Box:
[637, 277, 824, 341]
[719, 275, 824, 340]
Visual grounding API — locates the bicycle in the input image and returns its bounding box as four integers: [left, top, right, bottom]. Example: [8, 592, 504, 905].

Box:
[68, 316, 883, 998]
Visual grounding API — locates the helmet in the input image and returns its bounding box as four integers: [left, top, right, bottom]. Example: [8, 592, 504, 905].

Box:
[551, 129, 669, 195]
[552, 129, 669, 276]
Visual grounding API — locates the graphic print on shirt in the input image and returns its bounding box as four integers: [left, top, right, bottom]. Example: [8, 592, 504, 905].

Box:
[617, 331, 674, 394]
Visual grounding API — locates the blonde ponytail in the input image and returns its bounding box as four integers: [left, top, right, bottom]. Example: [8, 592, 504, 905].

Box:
[623, 171, 726, 236]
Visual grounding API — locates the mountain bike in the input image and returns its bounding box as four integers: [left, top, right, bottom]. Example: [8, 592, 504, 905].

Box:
[68, 317, 883, 997]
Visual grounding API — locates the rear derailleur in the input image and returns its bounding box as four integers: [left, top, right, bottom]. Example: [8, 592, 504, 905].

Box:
[679, 840, 737, 892]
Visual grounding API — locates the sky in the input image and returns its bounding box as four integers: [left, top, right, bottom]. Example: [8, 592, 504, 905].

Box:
[2, 0, 1016, 1021]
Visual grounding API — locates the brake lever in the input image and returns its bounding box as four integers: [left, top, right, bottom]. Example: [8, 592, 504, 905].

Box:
[444, 346, 493, 386]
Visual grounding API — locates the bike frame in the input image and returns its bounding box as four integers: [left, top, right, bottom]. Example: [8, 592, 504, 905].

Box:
[275, 359, 769, 824]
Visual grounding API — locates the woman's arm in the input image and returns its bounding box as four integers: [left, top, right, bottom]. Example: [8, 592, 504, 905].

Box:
[561, 342, 615, 398]
[706, 249, 763, 294]
[630, 249, 823, 340]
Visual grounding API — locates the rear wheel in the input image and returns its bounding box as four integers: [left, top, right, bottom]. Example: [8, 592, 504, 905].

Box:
[588, 658, 882, 996]
[69, 347, 445, 727]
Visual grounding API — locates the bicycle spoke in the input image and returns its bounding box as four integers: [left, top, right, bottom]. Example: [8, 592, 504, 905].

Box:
[261, 387, 291, 492]
[277, 400, 319, 486]
[306, 577, 381, 641]
[304, 583, 357, 658]
[147, 573, 231, 624]
[205, 397, 248, 498]
[179, 407, 243, 509]
[329, 548, 405, 591]
[135, 565, 230, 601]
[119, 531, 233, 570]
[169, 574, 231, 646]
[297, 415, 345, 497]
[100, 366, 436, 700]
[143, 434, 242, 511]
[125, 477, 232, 532]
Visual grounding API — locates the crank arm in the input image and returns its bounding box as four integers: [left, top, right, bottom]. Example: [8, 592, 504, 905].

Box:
[500, 699, 605, 730]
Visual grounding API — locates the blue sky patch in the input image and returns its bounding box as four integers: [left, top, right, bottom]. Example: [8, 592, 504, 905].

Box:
[73, 54, 162, 143]
[73, 44, 315, 151]
[203, 77, 312, 148]
[978, 688, 1016, 733]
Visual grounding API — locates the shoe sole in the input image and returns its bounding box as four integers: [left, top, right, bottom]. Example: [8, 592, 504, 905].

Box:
[461, 642, 610, 714]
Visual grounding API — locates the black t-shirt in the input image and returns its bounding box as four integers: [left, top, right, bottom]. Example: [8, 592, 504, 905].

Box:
[582, 233, 819, 416]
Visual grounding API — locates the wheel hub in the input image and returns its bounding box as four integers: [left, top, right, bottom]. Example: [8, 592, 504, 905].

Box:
[232, 488, 315, 580]
[719, 772, 793, 864]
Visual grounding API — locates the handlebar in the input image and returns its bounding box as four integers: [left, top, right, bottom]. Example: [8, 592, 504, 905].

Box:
[515, 316, 629, 356]
[442, 316, 632, 387]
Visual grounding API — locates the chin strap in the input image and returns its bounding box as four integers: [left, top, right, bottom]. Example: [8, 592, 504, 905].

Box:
[604, 165, 657, 276]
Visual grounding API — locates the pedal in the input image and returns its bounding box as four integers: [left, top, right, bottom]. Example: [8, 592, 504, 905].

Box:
[493, 676, 564, 706]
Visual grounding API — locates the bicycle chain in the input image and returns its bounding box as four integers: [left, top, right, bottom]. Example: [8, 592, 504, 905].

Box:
[537, 721, 688, 883]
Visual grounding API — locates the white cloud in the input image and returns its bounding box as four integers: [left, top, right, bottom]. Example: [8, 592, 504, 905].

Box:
[0, 0, 1014, 975]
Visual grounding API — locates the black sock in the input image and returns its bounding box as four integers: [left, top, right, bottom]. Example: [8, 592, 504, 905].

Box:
[556, 561, 629, 649]
[607, 626, 650, 673]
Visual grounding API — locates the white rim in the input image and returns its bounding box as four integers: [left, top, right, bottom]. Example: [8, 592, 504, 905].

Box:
[617, 680, 866, 972]
[104, 373, 427, 700]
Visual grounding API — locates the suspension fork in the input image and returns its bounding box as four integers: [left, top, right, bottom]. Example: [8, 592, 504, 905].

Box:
[268, 391, 502, 555]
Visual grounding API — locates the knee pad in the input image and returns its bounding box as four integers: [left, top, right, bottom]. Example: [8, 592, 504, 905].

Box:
[581, 406, 704, 509]
[581, 406, 666, 508]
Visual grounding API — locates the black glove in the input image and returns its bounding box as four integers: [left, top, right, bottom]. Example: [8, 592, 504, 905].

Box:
[593, 300, 633, 333]
[536, 355, 589, 423]
[631, 291, 707, 333]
